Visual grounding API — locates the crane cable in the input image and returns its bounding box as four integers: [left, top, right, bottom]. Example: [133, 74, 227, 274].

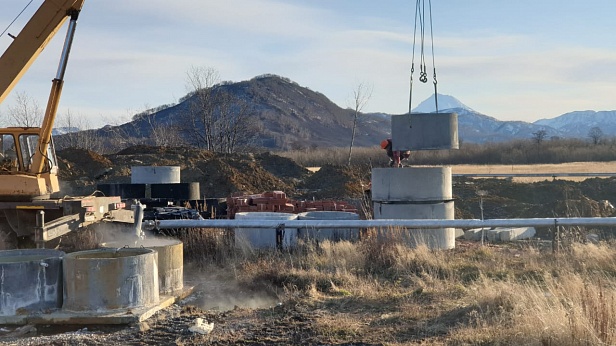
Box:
[0, 0, 35, 39]
[408, 0, 439, 114]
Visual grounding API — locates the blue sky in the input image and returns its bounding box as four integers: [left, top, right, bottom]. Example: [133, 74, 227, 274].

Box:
[1, 0, 615, 127]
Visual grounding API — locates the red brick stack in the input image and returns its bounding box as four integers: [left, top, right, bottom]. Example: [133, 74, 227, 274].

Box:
[226, 191, 358, 219]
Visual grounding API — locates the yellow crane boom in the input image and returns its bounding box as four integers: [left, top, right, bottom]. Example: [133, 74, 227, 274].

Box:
[0, 0, 85, 105]
[0, 0, 85, 199]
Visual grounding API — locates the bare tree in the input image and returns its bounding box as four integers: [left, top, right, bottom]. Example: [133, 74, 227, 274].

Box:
[131, 104, 184, 147]
[95, 110, 145, 153]
[588, 126, 603, 145]
[211, 91, 256, 153]
[181, 66, 256, 153]
[7, 91, 42, 127]
[532, 129, 547, 146]
[182, 66, 221, 150]
[144, 114, 183, 147]
[55, 110, 105, 152]
[347, 82, 373, 166]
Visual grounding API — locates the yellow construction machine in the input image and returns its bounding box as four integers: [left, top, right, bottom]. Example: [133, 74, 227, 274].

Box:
[0, 0, 134, 247]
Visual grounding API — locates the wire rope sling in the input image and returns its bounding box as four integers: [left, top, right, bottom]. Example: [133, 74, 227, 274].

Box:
[408, 0, 439, 114]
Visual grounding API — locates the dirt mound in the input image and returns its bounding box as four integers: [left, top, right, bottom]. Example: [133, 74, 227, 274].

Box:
[255, 152, 310, 180]
[299, 164, 369, 199]
[57, 146, 297, 198]
[195, 156, 293, 198]
[56, 148, 112, 180]
[108, 146, 215, 168]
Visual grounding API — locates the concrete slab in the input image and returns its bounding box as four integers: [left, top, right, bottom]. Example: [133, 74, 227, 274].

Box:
[487, 229, 501, 242]
[496, 227, 536, 242]
[463, 228, 484, 241]
[464, 228, 489, 241]
[0, 286, 194, 325]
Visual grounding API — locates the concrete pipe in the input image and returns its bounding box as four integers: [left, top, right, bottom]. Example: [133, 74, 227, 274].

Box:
[234, 212, 298, 249]
[0, 249, 64, 316]
[391, 112, 459, 151]
[63, 248, 159, 312]
[372, 167, 455, 250]
[101, 238, 183, 295]
[131, 166, 180, 184]
[373, 201, 456, 249]
[297, 211, 360, 242]
[371, 167, 452, 202]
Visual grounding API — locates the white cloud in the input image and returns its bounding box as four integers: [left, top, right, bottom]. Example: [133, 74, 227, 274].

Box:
[2, 0, 616, 128]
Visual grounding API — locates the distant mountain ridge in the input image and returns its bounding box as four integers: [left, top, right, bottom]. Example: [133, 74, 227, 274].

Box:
[55, 77, 616, 150]
[535, 110, 616, 138]
[413, 93, 614, 143]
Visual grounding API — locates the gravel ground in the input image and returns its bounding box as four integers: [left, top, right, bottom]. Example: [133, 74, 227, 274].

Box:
[0, 297, 364, 346]
[0, 264, 372, 346]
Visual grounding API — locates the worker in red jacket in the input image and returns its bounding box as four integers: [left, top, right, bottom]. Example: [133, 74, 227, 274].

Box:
[380, 139, 411, 167]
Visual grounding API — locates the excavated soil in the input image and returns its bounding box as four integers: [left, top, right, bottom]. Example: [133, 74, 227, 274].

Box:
[56, 146, 367, 201]
[57, 147, 308, 199]
[56, 145, 616, 220]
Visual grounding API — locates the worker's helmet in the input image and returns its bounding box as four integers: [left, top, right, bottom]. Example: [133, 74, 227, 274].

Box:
[380, 139, 390, 149]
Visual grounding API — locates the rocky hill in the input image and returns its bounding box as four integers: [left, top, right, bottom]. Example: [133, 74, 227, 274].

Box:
[55, 80, 616, 151]
[75, 75, 390, 151]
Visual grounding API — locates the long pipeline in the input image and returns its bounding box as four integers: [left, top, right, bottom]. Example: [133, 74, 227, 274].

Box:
[156, 217, 616, 230]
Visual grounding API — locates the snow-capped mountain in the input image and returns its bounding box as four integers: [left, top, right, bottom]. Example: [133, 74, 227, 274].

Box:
[412, 94, 475, 113]
[448, 107, 562, 143]
[534, 110, 616, 138]
[52, 127, 80, 136]
[411, 94, 564, 143]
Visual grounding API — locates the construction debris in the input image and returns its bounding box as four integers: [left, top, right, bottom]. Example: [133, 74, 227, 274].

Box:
[226, 190, 358, 218]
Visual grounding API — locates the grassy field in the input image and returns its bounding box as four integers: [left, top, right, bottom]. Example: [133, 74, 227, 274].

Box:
[34, 212, 616, 344]
[177, 229, 616, 345]
[179, 155, 616, 344]
[306, 161, 616, 183]
[450, 161, 616, 182]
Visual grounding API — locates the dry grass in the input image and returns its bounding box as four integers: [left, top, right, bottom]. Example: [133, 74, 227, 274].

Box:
[451, 161, 616, 182]
[279, 146, 616, 183]
[181, 228, 616, 345]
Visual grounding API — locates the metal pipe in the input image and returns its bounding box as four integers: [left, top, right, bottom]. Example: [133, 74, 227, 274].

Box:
[133, 201, 145, 239]
[156, 217, 616, 230]
[55, 11, 79, 81]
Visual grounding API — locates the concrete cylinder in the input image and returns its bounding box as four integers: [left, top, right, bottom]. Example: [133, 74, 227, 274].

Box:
[372, 167, 452, 201]
[131, 166, 180, 184]
[151, 182, 200, 200]
[234, 212, 298, 249]
[0, 249, 64, 316]
[372, 167, 455, 250]
[101, 238, 183, 295]
[298, 211, 360, 242]
[373, 201, 455, 249]
[391, 112, 459, 150]
[63, 248, 159, 312]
